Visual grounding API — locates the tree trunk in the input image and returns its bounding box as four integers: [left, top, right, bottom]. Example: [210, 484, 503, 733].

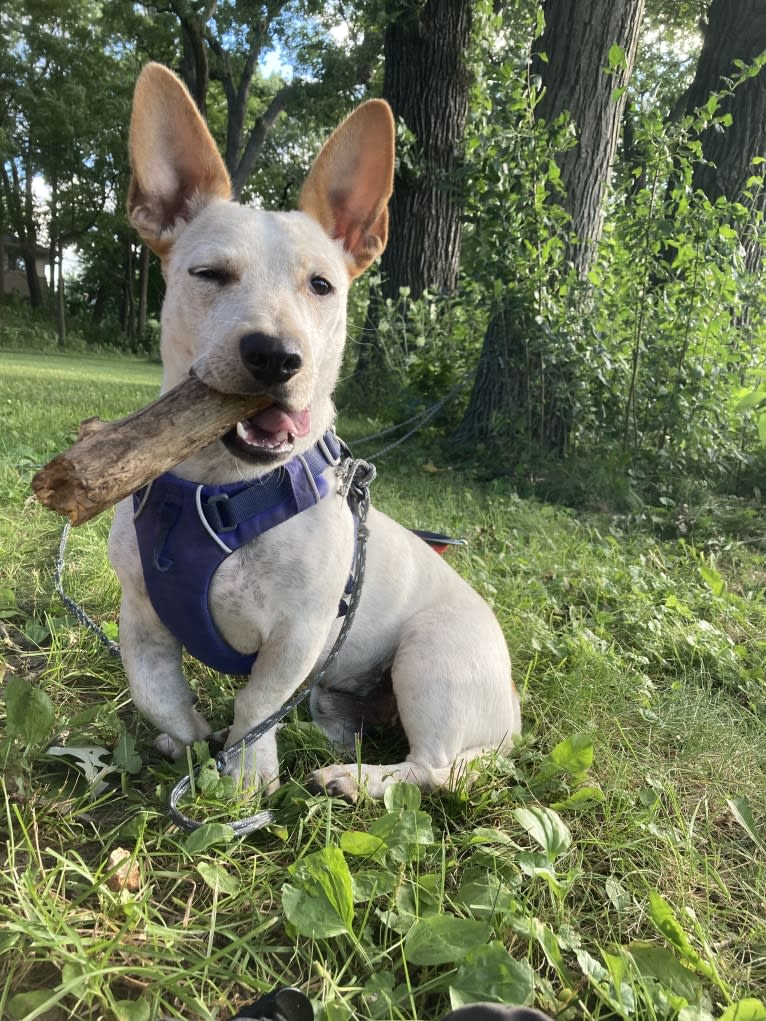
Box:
[683, 0, 766, 271]
[120, 235, 135, 344]
[21, 247, 44, 308]
[137, 243, 150, 341]
[56, 242, 66, 349]
[174, 0, 215, 116]
[456, 0, 645, 453]
[355, 0, 473, 386]
[532, 0, 645, 277]
[92, 284, 108, 325]
[381, 0, 472, 298]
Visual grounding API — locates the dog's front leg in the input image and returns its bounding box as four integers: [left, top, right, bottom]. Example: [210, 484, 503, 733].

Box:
[222, 620, 333, 793]
[119, 590, 212, 757]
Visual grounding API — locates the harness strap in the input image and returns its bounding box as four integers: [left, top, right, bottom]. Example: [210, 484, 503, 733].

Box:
[132, 432, 343, 676]
[203, 438, 341, 532]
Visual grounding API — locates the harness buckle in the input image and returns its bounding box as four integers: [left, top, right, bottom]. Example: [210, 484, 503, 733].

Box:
[204, 493, 238, 533]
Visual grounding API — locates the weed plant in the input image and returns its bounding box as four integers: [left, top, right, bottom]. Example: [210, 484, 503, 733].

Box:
[1, 353, 765, 1021]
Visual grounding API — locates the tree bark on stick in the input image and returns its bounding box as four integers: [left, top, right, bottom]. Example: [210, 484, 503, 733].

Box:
[32, 377, 273, 525]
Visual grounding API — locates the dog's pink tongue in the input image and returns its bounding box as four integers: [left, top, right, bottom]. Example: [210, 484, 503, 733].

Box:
[251, 406, 311, 437]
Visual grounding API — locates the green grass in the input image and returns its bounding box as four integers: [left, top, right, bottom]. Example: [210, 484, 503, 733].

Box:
[1, 350, 766, 1021]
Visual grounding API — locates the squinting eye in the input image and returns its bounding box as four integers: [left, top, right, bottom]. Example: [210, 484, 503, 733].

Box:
[310, 275, 333, 296]
[189, 266, 232, 284]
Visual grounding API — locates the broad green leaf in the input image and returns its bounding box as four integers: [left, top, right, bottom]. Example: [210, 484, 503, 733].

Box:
[183, 823, 235, 855]
[647, 892, 729, 994]
[576, 948, 608, 982]
[454, 873, 518, 920]
[464, 827, 514, 846]
[384, 782, 421, 811]
[196, 861, 240, 896]
[548, 733, 594, 777]
[5, 676, 55, 747]
[320, 1000, 353, 1021]
[369, 809, 434, 860]
[396, 874, 442, 917]
[628, 942, 703, 1002]
[23, 618, 49, 645]
[7, 990, 54, 1020]
[513, 805, 571, 860]
[283, 847, 354, 937]
[605, 876, 632, 911]
[282, 884, 349, 939]
[758, 413, 766, 448]
[340, 830, 387, 859]
[113, 999, 151, 1021]
[551, 786, 605, 812]
[727, 797, 766, 851]
[608, 43, 626, 69]
[450, 942, 534, 1008]
[351, 867, 396, 902]
[718, 1000, 766, 1021]
[679, 1007, 715, 1021]
[404, 915, 488, 965]
[699, 564, 726, 598]
[531, 918, 576, 986]
[734, 390, 766, 411]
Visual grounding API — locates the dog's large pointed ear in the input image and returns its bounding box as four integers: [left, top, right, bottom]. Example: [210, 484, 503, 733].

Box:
[299, 100, 395, 279]
[127, 63, 232, 256]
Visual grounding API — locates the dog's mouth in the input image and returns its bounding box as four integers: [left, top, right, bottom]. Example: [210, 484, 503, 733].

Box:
[222, 405, 311, 461]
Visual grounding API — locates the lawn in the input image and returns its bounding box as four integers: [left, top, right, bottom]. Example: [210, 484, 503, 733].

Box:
[1, 350, 765, 1021]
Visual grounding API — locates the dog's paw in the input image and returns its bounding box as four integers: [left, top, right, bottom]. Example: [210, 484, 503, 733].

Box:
[309, 765, 360, 803]
[154, 732, 185, 759]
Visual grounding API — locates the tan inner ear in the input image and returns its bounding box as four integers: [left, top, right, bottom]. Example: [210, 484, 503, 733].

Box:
[299, 99, 395, 279]
[127, 63, 231, 256]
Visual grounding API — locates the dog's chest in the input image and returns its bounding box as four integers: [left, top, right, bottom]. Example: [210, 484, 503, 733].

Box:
[205, 494, 355, 655]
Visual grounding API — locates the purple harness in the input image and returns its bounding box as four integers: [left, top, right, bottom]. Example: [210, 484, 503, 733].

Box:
[132, 433, 344, 675]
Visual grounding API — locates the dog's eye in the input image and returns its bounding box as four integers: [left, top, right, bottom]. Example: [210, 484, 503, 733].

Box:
[189, 266, 232, 285]
[309, 276, 333, 296]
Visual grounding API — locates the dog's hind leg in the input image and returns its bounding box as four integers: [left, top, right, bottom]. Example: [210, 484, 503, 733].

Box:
[311, 754, 484, 801]
[311, 606, 520, 801]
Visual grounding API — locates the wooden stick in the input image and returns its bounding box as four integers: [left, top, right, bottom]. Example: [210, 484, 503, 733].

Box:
[31, 376, 273, 525]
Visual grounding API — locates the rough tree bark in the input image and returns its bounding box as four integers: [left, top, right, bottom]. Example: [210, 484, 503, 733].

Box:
[532, 0, 646, 277]
[1, 159, 44, 307]
[683, 0, 766, 270]
[456, 0, 645, 454]
[355, 0, 472, 386]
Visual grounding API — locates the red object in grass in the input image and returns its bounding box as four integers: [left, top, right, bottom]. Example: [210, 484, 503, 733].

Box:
[411, 529, 467, 556]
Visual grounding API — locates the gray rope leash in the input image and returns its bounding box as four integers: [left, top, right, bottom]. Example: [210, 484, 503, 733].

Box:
[167, 457, 376, 836]
[55, 523, 122, 660]
[356, 373, 469, 460]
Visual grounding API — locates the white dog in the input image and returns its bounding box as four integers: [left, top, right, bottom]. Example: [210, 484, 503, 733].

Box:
[109, 63, 521, 801]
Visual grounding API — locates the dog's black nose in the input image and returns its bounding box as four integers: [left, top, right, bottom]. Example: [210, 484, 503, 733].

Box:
[240, 332, 302, 385]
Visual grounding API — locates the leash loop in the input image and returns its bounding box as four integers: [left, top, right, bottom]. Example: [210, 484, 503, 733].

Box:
[168, 456, 375, 836]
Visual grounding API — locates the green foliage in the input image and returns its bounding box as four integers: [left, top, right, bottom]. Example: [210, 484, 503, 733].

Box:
[2, 351, 766, 1019]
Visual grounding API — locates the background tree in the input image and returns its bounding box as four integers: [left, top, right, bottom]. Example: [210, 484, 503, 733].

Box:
[456, 0, 645, 455]
[354, 0, 473, 388]
[681, 0, 766, 271]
